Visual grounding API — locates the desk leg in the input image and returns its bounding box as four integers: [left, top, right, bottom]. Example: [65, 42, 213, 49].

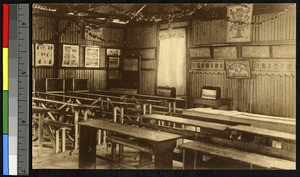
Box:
[120, 107, 124, 124]
[142, 104, 147, 115]
[154, 140, 176, 169]
[113, 107, 117, 123]
[172, 101, 176, 113]
[168, 102, 172, 113]
[140, 152, 152, 164]
[119, 145, 124, 162]
[78, 126, 97, 169]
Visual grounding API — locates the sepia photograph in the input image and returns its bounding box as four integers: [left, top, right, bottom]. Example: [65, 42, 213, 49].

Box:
[31, 3, 296, 170]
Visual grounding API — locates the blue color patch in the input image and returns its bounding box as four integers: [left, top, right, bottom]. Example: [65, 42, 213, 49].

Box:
[3, 135, 9, 175]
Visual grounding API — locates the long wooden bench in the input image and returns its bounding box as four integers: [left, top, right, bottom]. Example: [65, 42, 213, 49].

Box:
[178, 141, 295, 170]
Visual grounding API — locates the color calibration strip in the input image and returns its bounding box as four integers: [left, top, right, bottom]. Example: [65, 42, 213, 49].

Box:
[2, 4, 27, 176]
[9, 4, 19, 175]
[3, 3, 10, 175]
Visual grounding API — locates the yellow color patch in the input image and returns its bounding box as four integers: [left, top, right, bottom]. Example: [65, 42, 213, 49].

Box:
[3, 48, 8, 90]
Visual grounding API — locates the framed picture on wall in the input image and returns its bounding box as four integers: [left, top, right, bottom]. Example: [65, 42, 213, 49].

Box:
[107, 48, 121, 56]
[225, 60, 251, 79]
[108, 57, 119, 68]
[85, 47, 100, 68]
[62, 44, 79, 67]
[226, 4, 253, 42]
[123, 58, 139, 71]
[35, 43, 54, 66]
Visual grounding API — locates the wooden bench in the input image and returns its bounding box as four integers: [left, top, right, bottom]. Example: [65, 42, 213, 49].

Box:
[178, 141, 295, 170]
[33, 107, 74, 156]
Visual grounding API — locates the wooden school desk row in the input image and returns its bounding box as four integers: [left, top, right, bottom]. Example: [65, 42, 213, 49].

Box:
[32, 91, 295, 169]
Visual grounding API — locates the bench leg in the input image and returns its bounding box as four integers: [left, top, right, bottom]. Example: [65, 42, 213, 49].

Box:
[74, 110, 79, 150]
[61, 128, 66, 152]
[55, 129, 60, 154]
[38, 113, 44, 157]
[97, 130, 102, 145]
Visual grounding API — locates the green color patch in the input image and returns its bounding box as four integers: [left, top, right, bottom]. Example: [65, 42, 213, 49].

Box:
[3, 91, 8, 134]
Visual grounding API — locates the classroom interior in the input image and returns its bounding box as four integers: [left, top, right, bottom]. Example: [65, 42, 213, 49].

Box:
[32, 3, 296, 170]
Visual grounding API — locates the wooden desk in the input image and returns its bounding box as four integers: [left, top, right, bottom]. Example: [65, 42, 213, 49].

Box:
[178, 141, 295, 170]
[182, 108, 296, 134]
[140, 114, 229, 132]
[78, 119, 181, 169]
[193, 98, 232, 110]
[93, 90, 185, 113]
[229, 125, 295, 142]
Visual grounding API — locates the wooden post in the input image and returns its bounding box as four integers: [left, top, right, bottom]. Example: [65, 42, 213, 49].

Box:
[55, 129, 60, 153]
[61, 128, 66, 152]
[74, 110, 79, 150]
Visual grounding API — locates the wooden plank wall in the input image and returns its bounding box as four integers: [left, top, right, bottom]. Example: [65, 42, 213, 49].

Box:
[57, 20, 124, 91]
[188, 10, 296, 118]
[32, 15, 124, 91]
[32, 15, 57, 82]
[125, 25, 158, 95]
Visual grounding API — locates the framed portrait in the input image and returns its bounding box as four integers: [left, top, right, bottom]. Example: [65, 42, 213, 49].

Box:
[62, 44, 79, 67]
[85, 47, 100, 68]
[108, 57, 120, 68]
[107, 48, 121, 56]
[225, 60, 251, 79]
[35, 43, 54, 66]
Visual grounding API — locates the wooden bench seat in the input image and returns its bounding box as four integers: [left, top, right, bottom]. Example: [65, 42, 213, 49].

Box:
[178, 141, 295, 170]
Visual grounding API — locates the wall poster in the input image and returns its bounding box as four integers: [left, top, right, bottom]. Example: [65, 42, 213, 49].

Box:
[35, 43, 54, 66]
[62, 44, 79, 67]
[85, 47, 100, 68]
